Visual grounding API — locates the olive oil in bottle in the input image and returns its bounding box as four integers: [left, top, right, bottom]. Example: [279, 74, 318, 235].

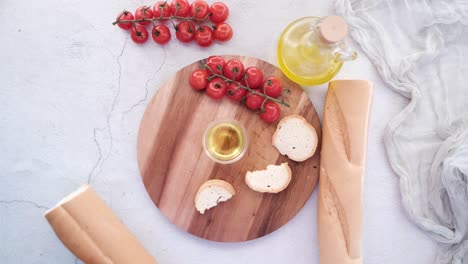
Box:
[277, 16, 357, 86]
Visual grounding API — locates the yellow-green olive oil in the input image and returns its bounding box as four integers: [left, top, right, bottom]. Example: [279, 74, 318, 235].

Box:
[206, 122, 244, 161]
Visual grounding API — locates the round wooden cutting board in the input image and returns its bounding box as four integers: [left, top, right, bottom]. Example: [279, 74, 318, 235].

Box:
[137, 55, 321, 242]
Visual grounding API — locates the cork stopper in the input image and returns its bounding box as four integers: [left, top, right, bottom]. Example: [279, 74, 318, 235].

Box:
[319, 16, 348, 44]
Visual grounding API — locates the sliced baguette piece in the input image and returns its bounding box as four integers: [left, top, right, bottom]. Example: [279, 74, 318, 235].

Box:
[245, 163, 292, 193]
[195, 179, 235, 214]
[272, 115, 318, 162]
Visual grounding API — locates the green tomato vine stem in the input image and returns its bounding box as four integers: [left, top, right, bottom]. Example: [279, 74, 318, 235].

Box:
[112, 13, 211, 26]
[203, 63, 290, 108]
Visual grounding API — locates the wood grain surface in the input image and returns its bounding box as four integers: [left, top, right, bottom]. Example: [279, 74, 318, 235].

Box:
[137, 55, 321, 242]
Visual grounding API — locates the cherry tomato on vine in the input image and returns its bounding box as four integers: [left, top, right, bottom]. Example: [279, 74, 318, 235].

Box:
[131, 24, 149, 44]
[206, 56, 225, 75]
[263, 76, 283, 98]
[176, 21, 196, 42]
[259, 101, 281, 123]
[213, 23, 233, 41]
[227, 82, 247, 102]
[153, 1, 172, 19]
[223, 59, 244, 81]
[135, 6, 154, 26]
[209, 2, 229, 23]
[152, 24, 171, 44]
[206, 78, 227, 99]
[116, 11, 134, 30]
[190, 1, 209, 19]
[244, 67, 263, 89]
[195, 26, 214, 47]
[246, 91, 265, 110]
[170, 0, 190, 17]
[189, 69, 209, 90]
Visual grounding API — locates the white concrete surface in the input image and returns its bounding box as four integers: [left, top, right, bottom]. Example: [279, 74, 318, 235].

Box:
[0, 0, 436, 263]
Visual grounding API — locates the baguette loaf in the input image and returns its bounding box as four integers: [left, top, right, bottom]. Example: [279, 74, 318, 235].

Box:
[44, 185, 158, 264]
[318, 80, 372, 264]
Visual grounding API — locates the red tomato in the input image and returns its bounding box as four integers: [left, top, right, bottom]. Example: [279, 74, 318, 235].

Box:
[189, 69, 209, 90]
[227, 82, 247, 101]
[246, 91, 265, 110]
[116, 11, 134, 30]
[209, 2, 229, 23]
[263, 77, 283, 98]
[195, 26, 214, 47]
[223, 59, 244, 81]
[176, 21, 196, 42]
[153, 1, 172, 19]
[152, 24, 171, 44]
[131, 24, 149, 44]
[206, 78, 227, 99]
[135, 6, 154, 26]
[213, 23, 233, 41]
[244, 67, 263, 89]
[190, 1, 209, 19]
[170, 0, 190, 17]
[206, 56, 225, 75]
[259, 101, 281, 123]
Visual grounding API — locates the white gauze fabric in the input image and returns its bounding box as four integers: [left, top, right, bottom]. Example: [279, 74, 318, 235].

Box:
[335, 0, 468, 263]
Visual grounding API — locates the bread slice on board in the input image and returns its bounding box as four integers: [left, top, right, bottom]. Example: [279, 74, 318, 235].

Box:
[195, 179, 235, 214]
[272, 115, 318, 162]
[245, 163, 292, 193]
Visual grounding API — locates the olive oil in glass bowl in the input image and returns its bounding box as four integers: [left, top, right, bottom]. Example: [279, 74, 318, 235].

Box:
[203, 120, 248, 164]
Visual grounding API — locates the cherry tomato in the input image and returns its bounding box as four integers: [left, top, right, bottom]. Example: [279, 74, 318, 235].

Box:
[227, 82, 247, 102]
[259, 101, 281, 123]
[246, 91, 265, 110]
[170, 0, 190, 17]
[135, 6, 154, 26]
[209, 2, 229, 23]
[176, 21, 196, 42]
[153, 1, 172, 19]
[213, 23, 233, 41]
[189, 69, 209, 90]
[195, 26, 214, 47]
[263, 76, 283, 98]
[131, 24, 149, 44]
[152, 24, 171, 44]
[116, 11, 134, 30]
[244, 67, 263, 89]
[190, 1, 209, 19]
[206, 56, 225, 75]
[223, 59, 244, 81]
[206, 78, 227, 99]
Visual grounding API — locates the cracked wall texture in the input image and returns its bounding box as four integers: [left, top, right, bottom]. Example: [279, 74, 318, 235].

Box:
[0, 0, 436, 263]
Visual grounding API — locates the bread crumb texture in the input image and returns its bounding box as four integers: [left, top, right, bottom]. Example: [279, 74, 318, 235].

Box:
[273, 115, 317, 162]
[195, 181, 234, 214]
[245, 163, 291, 193]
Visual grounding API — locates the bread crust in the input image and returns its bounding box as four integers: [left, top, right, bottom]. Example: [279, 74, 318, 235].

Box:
[245, 163, 292, 193]
[272, 115, 318, 162]
[195, 180, 235, 213]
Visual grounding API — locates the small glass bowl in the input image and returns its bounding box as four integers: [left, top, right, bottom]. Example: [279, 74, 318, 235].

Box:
[202, 119, 248, 164]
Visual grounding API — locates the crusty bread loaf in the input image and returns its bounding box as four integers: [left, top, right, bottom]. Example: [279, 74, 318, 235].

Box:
[318, 80, 372, 264]
[44, 185, 158, 264]
[245, 163, 292, 193]
[272, 115, 318, 162]
[195, 179, 235, 214]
